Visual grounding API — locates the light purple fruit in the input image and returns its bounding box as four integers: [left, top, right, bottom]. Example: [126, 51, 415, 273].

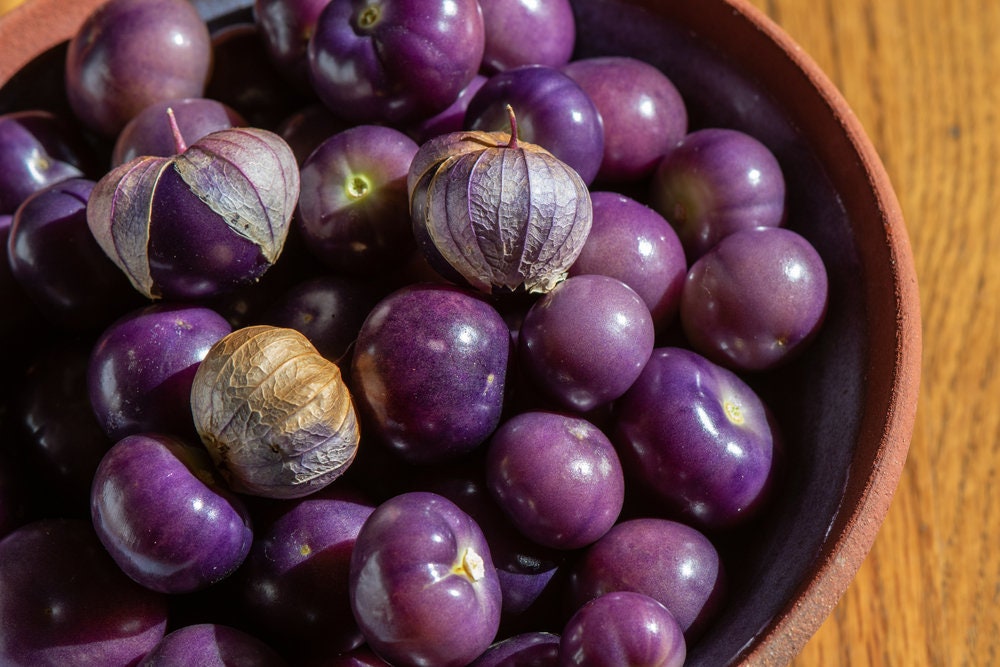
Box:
[559, 591, 686, 667]
[561, 56, 687, 184]
[568, 517, 726, 642]
[479, 0, 576, 73]
[349, 491, 502, 667]
[487, 411, 624, 550]
[568, 191, 687, 331]
[90, 433, 253, 594]
[612, 346, 780, 530]
[649, 127, 786, 260]
[681, 225, 829, 371]
[518, 274, 654, 412]
[351, 284, 510, 463]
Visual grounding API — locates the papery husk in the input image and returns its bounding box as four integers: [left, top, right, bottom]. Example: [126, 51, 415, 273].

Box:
[408, 125, 592, 294]
[190, 325, 360, 499]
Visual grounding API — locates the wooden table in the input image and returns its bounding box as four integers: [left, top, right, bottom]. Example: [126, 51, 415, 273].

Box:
[743, 1, 1000, 665]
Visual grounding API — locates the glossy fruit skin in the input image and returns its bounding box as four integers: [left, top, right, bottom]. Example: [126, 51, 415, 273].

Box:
[0, 518, 169, 666]
[568, 517, 726, 642]
[559, 591, 686, 667]
[349, 491, 502, 667]
[487, 411, 624, 550]
[681, 226, 829, 371]
[465, 65, 605, 185]
[351, 284, 510, 463]
[64, 0, 213, 137]
[86, 303, 233, 442]
[308, 0, 485, 125]
[0, 110, 89, 215]
[479, 0, 576, 73]
[146, 165, 285, 300]
[561, 56, 687, 184]
[91, 433, 253, 594]
[6, 178, 140, 331]
[518, 274, 655, 412]
[297, 124, 419, 274]
[648, 127, 786, 260]
[612, 346, 779, 530]
[138, 623, 288, 667]
[568, 191, 687, 331]
[240, 487, 375, 659]
[112, 97, 246, 166]
[408, 73, 487, 144]
[470, 631, 561, 667]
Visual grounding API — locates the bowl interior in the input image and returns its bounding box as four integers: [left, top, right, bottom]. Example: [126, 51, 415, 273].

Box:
[0, 0, 919, 664]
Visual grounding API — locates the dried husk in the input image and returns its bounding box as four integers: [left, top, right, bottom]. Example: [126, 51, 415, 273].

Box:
[408, 113, 592, 294]
[87, 126, 299, 299]
[190, 325, 360, 499]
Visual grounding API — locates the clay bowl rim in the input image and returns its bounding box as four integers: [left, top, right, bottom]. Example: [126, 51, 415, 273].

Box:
[0, 0, 921, 664]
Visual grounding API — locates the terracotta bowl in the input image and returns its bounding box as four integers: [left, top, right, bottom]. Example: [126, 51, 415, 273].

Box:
[0, 0, 920, 664]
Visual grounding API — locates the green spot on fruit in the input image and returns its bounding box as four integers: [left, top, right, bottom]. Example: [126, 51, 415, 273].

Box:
[346, 175, 371, 200]
[300, 543, 312, 557]
[724, 399, 744, 425]
[356, 4, 381, 29]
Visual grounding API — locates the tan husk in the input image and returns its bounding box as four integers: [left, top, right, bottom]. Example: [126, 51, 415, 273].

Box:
[190, 325, 360, 499]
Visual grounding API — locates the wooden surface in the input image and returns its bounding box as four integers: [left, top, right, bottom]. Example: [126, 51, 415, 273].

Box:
[743, 0, 1000, 665]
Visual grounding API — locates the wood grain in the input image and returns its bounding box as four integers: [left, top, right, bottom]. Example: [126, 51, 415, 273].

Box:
[746, 0, 1000, 664]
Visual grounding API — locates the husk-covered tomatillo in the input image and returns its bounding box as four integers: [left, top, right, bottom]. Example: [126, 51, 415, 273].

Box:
[408, 105, 593, 294]
[190, 325, 360, 499]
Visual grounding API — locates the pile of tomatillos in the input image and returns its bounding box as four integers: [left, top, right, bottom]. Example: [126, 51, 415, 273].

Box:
[0, 0, 831, 665]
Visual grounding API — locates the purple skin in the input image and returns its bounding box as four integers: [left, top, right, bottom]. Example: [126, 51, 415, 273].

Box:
[255, 0, 334, 93]
[470, 632, 561, 667]
[518, 274, 655, 412]
[0, 518, 168, 666]
[408, 73, 487, 144]
[138, 624, 288, 667]
[350, 284, 510, 464]
[648, 127, 787, 261]
[90, 433, 253, 594]
[349, 491, 503, 667]
[568, 191, 687, 332]
[261, 274, 385, 365]
[412, 459, 563, 618]
[147, 165, 281, 300]
[18, 341, 113, 515]
[559, 591, 686, 667]
[487, 411, 625, 550]
[307, 0, 486, 125]
[612, 346, 780, 531]
[0, 110, 90, 215]
[561, 56, 688, 184]
[112, 97, 246, 166]
[478, 0, 576, 73]
[568, 517, 726, 643]
[277, 104, 353, 165]
[297, 124, 419, 275]
[86, 302, 232, 442]
[465, 65, 605, 185]
[0, 213, 44, 348]
[681, 226, 829, 372]
[64, 0, 213, 137]
[240, 487, 375, 659]
[6, 178, 141, 331]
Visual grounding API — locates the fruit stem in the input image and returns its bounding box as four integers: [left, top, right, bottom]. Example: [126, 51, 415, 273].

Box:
[505, 104, 519, 150]
[166, 107, 187, 154]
